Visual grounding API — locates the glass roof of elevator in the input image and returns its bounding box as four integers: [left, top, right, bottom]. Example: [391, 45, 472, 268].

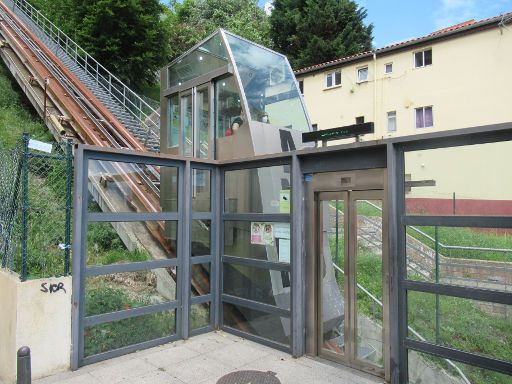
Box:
[166, 29, 311, 133]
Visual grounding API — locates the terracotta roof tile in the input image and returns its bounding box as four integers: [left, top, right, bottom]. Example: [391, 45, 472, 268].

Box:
[294, 12, 511, 75]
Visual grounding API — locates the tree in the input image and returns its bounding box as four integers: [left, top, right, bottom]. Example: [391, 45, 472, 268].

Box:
[166, 0, 270, 60]
[29, 0, 169, 91]
[270, 0, 373, 69]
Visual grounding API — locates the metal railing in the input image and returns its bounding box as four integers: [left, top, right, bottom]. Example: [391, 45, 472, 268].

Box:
[10, 0, 160, 145]
[332, 262, 471, 384]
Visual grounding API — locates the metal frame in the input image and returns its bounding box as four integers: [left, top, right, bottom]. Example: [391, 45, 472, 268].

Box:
[70, 122, 512, 382]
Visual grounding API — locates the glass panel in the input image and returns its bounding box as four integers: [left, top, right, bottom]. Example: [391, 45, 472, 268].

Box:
[335, 71, 341, 85]
[191, 262, 210, 297]
[224, 221, 290, 263]
[191, 302, 210, 330]
[182, 94, 193, 157]
[223, 263, 290, 310]
[407, 291, 512, 363]
[355, 200, 384, 367]
[85, 268, 177, 316]
[320, 200, 345, 356]
[87, 160, 178, 212]
[167, 95, 180, 148]
[404, 141, 512, 216]
[215, 76, 243, 138]
[388, 111, 397, 132]
[84, 309, 176, 357]
[406, 226, 512, 292]
[415, 108, 424, 128]
[358, 68, 368, 82]
[161, 166, 179, 212]
[415, 51, 423, 67]
[225, 33, 309, 132]
[192, 219, 211, 256]
[192, 169, 211, 212]
[424, 49, 432, 66]
[167, 33, 228, 88]
[224, 166, 291, 214]
[424, 106, 433, 127]
[223, 302, 291, 345]
[326, 74, 333, 88]
[196, 87, 210, 159]
[87, 221, 177, 266]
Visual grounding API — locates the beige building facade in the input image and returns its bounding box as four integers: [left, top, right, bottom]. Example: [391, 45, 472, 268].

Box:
[295, 15, 512, 140]
[295, 15, 512, 210]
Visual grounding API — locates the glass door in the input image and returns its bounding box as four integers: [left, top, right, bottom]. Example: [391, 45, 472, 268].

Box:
[318, 190, 388, 379]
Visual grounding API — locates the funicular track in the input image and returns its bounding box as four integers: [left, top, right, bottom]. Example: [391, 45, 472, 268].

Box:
[0, 2, 211, 297]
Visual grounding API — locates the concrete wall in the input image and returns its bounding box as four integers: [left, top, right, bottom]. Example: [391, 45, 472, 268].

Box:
[0, 269, 71, 383]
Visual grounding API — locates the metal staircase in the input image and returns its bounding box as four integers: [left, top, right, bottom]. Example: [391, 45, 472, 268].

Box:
[4, 0, 161, 152]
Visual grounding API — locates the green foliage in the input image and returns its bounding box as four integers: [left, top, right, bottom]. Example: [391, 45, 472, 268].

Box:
[0, 62, 52, 149]
[166, 0, 270, 60]
[270, 0, 373, 69]
[29, 0, 169, 90]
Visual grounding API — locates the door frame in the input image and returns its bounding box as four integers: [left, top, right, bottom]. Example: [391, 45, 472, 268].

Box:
[305, 168, 390, 381]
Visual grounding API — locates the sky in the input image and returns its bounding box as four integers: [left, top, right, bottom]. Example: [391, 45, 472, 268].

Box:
[258, 0, 512, 47]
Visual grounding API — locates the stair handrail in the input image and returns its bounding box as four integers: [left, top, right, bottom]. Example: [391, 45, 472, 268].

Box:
[10, 0, 160, 141]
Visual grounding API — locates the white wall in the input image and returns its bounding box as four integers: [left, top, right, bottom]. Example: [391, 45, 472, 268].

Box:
[0, 270, 71, 383]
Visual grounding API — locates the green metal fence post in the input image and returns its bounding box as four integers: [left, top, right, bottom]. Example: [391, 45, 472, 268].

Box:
[20, 133, 30, 282]
[435, 225, 440, 344]
[64, 139, 73, 276]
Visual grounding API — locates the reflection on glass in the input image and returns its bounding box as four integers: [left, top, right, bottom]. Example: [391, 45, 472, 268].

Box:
[192, 169, 211, 212]
[196, 87, 210, 158]
[225, 32, 309, 132]
[86, 221, 178, 266]
[355, 200, 384, 367]
[182, 94, 193, 157]
[223, 263, 290, 310]
[168, 95, 180, 148]
[168, 33, 228, 88]
[224, 221, 290, 263]
[407, 291, 512, 363]
[406, 226, 512, 292]
[404, 141, 512, 216]
[191, 302, 210, 330]
[224, 166, 291, 214]
[85, 268, 177, 316]
[192, 220, 211, 256]
[191, 262, 210, 296]
[408, 350, 512, 384]
[84, 310, 176, 357]
[223, 302, 290, 345]
[88, 160, 178, 212]
[161, 166, 179, 212]
[321, 200, 345, 357]
[216, 76, 242, 138]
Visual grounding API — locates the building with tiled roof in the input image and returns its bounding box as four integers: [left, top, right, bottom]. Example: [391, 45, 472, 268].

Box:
[295, 12, 512, 140]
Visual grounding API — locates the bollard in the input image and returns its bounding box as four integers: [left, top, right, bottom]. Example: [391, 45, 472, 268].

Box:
[17, 346, 31, 384]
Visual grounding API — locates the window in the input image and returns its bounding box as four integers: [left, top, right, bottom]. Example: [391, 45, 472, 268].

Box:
[384, 63, 393, 74]
[355, 116, 365, 124]
[325, 70, 341, 88]
[387, 111, 397, 132]
[298, 80, 304, 95]
[312, 123, 318, 131]
[415, 106, 433, 128]
[414, 49, 432, 68]
[357, 67, 368, 82]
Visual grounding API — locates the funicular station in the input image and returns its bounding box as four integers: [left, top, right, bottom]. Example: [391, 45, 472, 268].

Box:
[69, 30, 512, 384]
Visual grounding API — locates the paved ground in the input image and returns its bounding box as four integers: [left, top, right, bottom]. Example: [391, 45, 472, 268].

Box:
[34, 332, 384, 384]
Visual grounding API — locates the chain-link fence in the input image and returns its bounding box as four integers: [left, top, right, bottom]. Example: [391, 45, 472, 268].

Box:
[0, 134, 73, 281]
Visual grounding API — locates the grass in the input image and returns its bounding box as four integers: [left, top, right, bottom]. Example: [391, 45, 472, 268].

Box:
[408, 226, 512, 262]
[328, 211, 512, 384]
[0, 62, 53, 149]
